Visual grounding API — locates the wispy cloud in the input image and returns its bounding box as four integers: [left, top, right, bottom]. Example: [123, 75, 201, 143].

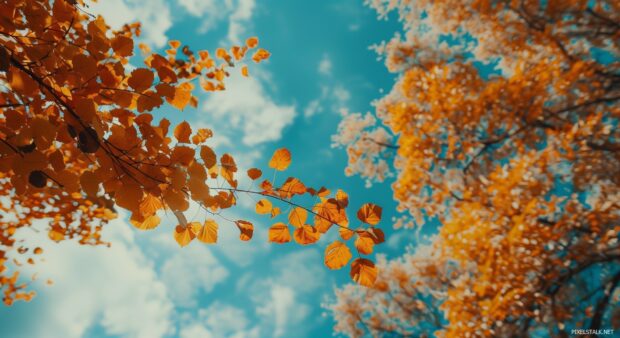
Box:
[90, 0, 172, 48]
[200, 71, 297, 146]
[5, 216, 173, 338]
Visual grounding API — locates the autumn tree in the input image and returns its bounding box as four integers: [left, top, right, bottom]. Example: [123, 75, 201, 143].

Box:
[329, 0, 619, 336]
[0, 0, 384, 305]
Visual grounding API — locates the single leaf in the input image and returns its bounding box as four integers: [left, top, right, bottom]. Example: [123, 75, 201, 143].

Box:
[246, 37, 259, 48]
[236, 220, 254, 241]
[247, 168, 262, 180]
[357, 203, 382, 225]
[200, 146, 217, 168]
[271, 207, 281, 218]
[269, 148, 291, 171]
[128, 68, 154, 92]
[288, 207, 307, 227]
[279, 177, 306, 199]
[324, 241, 352, 270]
[268, 222, 291, 244]
[255, 199, 272, 215]
[350, 258, 378, 287]
[197, 219, 218, 244]
[174, 225, 194, 247]
[355, 234, 374, 255]
[174, 121, 192, 143]
[339, 225, 355, 241]
[293, 225, 320, 245]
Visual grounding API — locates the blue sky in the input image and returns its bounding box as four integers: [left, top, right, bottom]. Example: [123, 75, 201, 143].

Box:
[0, 1, 415, 337]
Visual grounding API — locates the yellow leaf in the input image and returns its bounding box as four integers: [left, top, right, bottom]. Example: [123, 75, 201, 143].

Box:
[140, 194, 163, 216]
[350, 258, 377, 287]
[269, 148, 291, 171]
[324, 241, 352, 270]
[174, 225, 194, 247]
[268, 222, 291, 243]
[357, 203, 382, 225]
[256, 199, 272, 214]
[174, 121, 192, 143]
[271, 207, 281, 218]
[197, 219, 218, 244]
[131, 214, 160, 230]
[288, 207, 307, 227]
[293, 225, 320, 245]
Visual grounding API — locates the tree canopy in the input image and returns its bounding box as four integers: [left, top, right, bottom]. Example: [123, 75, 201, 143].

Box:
[330, 0, 619, 336]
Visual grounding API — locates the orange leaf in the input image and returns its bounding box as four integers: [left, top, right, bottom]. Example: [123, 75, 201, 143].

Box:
[174, 121, 192, 143]
[279, 177, 306, 199]
[247, 168, 262, 180]
[241, 65, 249, 77]
[164, 188, 189, 211]
[111, 35, 134, 57]
[168, 82, 193, 110]
[336, 189, 349, 208]
[169, 40, 181, 49]
[269, 148, 291, 171]
[115, 182, 143, 212]
[324, 241, 352, 270]
[128, 68, 154, 92]
[255, 199, 272, 215]
[350, 258, 377, 287]
[293, 225, 320, 245]
[268, 222, 291, 243]
[288, 207, 307, 227]
[339, 225, 355, 241]
[200, 146, 217, 168]
[355, 234, 374, 255]
[236, 220, 254, 241]
[197, 219, 218, 244]
[246, 37, 259, 48]
[357, 203, 382, 225]
[252, 48, 270, 63]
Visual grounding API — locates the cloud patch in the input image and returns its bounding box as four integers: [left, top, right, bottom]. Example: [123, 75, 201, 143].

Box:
[200, 71, 297, 146]
[90, 0, 172, 48]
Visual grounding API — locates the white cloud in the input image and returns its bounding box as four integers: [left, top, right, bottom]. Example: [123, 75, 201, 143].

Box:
[4, 216, 173, 338]
[318, 54, 333, 75]
[177, 0, 256, 44]
[200, 71, 296, 146]
[179, 323, 215, 338]
[304, 99, 323, 117]
[227, 0, 256, 43]
[256, 285, 308, 338]
[90, 0, 172, 48]
[160, 245, 229, 307]
[304, 85, 350, 118]
[239, 250, 326, 337]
